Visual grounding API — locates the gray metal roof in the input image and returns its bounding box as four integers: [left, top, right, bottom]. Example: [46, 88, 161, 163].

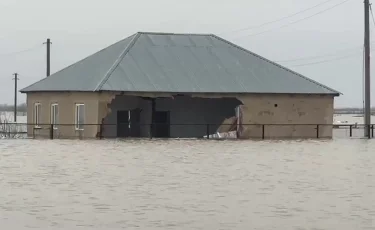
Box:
[21, 32, 340, 95]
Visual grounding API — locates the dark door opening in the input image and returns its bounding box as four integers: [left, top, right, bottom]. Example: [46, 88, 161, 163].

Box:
[129, 108, 141, 137]
[117, 109, 141, 138]
[117, 110, 130, 138]
[154, 111, 170, 138]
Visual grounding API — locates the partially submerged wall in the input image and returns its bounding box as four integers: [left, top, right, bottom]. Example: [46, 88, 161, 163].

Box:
[26, 92, 104, 138]
[101, 95, 241, 138]
[237, 94, 334, 138]
[100, 93, 334, 139]
[25, 91, 334, 139]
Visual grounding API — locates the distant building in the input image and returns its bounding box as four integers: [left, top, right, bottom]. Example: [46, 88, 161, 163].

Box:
[20, 32, 340, 139]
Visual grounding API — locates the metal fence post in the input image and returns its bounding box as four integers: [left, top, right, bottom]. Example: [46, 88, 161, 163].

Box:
[206, 124, 210, 139]
[316, 125, 319, 139]
[349, 125, 353, 137]
[150, 123, 153, 139]
[368, 125, 371, 139]
[372, 125, 374, 138]
[99, 124, 103, 140]
[50, 124, 54, 140]
[262, 125, 265, 140]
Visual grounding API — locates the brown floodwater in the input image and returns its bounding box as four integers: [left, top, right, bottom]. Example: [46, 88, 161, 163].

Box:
[0, 139, 374, 230]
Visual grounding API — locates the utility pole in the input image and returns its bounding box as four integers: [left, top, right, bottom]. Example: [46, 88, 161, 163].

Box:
[13, 73, 19, 122]
[44, 38, 52, 77]
[364, 0, 371, 138]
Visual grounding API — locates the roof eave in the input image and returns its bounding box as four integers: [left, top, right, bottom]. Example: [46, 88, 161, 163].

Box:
[20, 89, 342, 95]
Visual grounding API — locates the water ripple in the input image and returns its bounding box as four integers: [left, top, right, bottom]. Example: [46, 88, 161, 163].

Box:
[0, 139, 374, 229]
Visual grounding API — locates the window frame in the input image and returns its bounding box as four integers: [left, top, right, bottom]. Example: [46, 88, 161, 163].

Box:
[51, 103, 59, 130]
[75, 103, 85, 131]
[34, 103, 41, 128]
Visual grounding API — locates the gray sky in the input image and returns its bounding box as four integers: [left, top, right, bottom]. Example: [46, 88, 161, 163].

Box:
[0, 0, 370, 107]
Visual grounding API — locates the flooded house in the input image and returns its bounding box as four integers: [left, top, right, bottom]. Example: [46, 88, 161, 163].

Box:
[20, 32, 340, 139]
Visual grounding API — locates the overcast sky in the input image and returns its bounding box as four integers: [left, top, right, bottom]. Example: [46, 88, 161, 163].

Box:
[0, 0, 371, 107]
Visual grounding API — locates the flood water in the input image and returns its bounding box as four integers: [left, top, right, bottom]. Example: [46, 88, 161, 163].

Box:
[0, 139, 374, 230]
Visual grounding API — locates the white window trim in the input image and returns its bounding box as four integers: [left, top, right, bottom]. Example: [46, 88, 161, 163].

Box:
[34, 103, 41, 128]
[51, 103, 58, 130]
[75, 103, 85, 131]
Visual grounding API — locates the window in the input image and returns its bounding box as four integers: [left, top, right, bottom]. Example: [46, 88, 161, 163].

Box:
[34, 103, 41, 128]
[51, 104, 59, 129]
[75, 104, 85, 130]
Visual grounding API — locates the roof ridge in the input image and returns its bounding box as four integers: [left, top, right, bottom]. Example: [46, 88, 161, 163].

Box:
[138, 31, 213, 36]
[20, 33, 139, 93]
[210, 34, 341, 95]
[94, 33, 141, 91]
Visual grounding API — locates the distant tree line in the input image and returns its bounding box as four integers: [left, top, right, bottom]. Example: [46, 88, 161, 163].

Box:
[335, 107, 375, 112]
[334, 107, 375, 115]
[0, 103, 27, 112]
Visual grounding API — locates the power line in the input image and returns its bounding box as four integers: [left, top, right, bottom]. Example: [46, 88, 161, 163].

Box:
[276, 46, 363, 63]
[0, 44, 43, 57]
[275, 42, 375, 63]
[369, 1, 375, 52]
[219, 0, 338, 35]
[278, 0, 374, 68]
[284, 44, 375, 68]
[287, 52, 362, 67]
[370, 3, 375, 27]
[234, 0, 352, 40]
[268, 40, 375, 63]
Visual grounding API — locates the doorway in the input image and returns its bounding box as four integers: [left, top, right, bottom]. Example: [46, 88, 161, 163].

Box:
[117, 109, 141, 138]
[129, 108, 141, 137]
[154, 111, 170, 138]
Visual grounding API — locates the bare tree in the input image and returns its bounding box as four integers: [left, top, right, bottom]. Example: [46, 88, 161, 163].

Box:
[0, 112, 26, 138]
[0, 103, 27, 113]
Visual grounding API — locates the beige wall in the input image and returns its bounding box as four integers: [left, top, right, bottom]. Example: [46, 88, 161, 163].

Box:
[25, 92, 335, 139]
[237, 94, 334, 138]
[26, 92, 103, 139]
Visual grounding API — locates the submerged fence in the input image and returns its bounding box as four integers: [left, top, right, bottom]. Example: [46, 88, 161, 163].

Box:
[0, 122, 374, 140]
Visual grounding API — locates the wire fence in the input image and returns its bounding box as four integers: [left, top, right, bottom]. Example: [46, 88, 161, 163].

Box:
[0, 122, 374, 140]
